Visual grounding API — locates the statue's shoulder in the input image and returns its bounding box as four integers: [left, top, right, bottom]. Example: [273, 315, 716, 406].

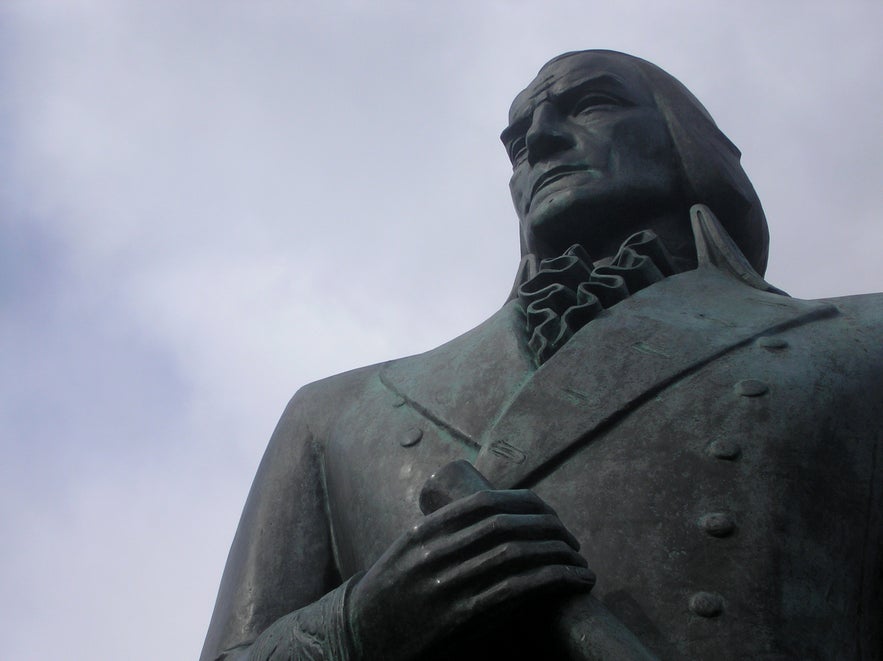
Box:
[286, 360, 390, 422]
[794, 289, 883, 348]
[278, 303, 530, 449]
[290, 304, 515, 410]
[819, 290, 883, 325]
[381, 302, 527, 381]
[791, 289, 883, 367]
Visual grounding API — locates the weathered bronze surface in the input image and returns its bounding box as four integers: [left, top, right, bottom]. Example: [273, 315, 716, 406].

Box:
[201, 51, 883, 660]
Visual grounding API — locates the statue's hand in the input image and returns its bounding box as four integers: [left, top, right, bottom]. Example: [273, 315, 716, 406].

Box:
[347, 489, 594, 661]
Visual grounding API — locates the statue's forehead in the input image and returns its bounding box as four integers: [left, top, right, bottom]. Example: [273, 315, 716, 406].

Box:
[507, 53, 653, 124]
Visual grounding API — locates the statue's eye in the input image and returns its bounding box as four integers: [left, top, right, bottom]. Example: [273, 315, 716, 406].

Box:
[508, 136, 527, 165]
[571, 93, 625, 116]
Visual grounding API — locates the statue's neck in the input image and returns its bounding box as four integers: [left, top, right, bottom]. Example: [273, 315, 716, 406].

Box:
[525, 207, 696, 271]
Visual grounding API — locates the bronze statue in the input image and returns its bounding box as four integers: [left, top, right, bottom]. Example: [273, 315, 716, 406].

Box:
[201, 50, 883, 660]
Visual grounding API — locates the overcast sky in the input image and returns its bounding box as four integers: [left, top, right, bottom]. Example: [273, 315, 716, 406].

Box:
[2, 2, 881, 659]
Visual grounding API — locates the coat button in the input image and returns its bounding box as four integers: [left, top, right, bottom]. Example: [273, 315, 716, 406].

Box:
[757, 336, 788, 350]
[698, 512, 736, 537]
[689, 591, 724, 617]
[706, 439, 741, 460]
[734, 379, 768, 397]
[400, 427, 423, 447]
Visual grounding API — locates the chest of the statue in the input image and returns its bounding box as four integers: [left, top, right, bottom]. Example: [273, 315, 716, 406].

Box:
[323, 320, 882, 659]
[531, 338, 881, 658]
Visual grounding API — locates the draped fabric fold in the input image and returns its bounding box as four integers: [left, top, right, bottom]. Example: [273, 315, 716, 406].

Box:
[516, 230, 678, 365]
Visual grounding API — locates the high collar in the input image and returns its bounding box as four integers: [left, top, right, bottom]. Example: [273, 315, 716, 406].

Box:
[508, 205, 783, 301]
[515, 230, 679, 365]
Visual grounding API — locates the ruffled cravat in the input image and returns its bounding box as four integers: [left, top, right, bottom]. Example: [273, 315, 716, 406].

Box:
[516, 230, 679, 365]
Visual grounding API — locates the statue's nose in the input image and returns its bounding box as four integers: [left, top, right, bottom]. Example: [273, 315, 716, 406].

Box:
[525, 102, 573, 164]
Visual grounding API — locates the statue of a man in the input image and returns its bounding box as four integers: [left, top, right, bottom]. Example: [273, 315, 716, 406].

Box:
[201, 50, 883, 660]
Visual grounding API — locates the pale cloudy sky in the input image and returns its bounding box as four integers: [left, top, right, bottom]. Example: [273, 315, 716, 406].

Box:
[2, 2, 881, 659]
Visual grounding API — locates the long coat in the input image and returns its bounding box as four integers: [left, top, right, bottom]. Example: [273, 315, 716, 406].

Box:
[202, 252, 883, 660]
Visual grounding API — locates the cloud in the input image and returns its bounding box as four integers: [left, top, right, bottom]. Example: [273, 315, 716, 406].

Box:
[2, 2, 881, 658]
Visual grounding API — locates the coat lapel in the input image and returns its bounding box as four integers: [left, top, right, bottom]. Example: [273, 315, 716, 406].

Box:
[379, 301, 534, 455]
[474, 267, 837, 488]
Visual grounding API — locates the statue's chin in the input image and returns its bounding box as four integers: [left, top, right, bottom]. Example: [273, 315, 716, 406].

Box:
[524, 186, 687, 260]
[524, 193, 638, 260]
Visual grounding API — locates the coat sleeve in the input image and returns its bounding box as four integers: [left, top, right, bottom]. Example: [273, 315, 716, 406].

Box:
[199, 386, 360, 661]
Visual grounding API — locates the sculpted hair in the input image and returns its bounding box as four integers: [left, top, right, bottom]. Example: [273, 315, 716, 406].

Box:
[546, 50, 771, 274]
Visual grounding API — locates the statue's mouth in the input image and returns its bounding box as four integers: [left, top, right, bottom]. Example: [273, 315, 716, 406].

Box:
[530, 165, 587, 203]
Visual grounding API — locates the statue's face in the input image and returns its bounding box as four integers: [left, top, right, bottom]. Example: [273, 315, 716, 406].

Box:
[503, 51, 683, 258]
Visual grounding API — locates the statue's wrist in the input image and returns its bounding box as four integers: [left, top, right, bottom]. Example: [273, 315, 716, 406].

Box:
[342, 571, 369, 661]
